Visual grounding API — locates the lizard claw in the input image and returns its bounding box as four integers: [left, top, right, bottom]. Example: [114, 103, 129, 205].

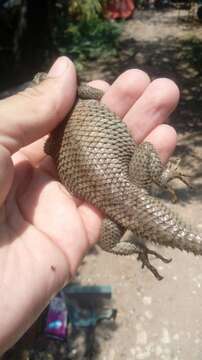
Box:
[137, 248, 172, 281]
[163, 160, 193, 203]
[167, 159, 192, 187]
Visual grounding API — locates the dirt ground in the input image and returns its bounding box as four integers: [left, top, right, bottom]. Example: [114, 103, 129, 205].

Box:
[75, 9, 202, 360]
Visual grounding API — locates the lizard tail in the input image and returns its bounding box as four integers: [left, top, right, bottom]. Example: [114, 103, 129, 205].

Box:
[120, 185, 202, 256]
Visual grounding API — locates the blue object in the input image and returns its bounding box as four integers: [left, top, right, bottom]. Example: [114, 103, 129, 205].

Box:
[47, 320, 63, 330]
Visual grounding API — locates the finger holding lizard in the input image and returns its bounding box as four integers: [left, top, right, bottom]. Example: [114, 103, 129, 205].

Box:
[90, 70, 179, 164]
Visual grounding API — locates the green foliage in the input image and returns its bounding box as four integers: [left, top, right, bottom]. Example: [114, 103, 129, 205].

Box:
[55, 0, 122, 69]
[68, 0, 106, 21]
[60, 19, 121, 60]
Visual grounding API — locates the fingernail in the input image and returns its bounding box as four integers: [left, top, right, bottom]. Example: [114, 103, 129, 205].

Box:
[48, 57, 69, 78]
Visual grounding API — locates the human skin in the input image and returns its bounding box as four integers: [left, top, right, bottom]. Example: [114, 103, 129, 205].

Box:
[0, 56, 179, 353]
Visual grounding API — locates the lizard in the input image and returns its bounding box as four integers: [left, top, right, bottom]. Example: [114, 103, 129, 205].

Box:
[33, 73, 202, 280]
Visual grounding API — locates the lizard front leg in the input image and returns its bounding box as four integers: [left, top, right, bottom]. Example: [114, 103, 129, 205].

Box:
[98, 218, 171, 280]
[129, 141, 191, 202]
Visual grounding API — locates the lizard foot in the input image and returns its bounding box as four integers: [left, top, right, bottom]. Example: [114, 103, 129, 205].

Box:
[137, 248, 172, 280]
[163, 159, 192, 203]
[32, 72, 47, 85]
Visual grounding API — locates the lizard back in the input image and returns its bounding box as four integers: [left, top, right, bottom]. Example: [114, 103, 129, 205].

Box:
[45, 98, 135, 206]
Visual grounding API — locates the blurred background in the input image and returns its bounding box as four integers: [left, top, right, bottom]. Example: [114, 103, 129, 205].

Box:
[0, 0, 200, 94]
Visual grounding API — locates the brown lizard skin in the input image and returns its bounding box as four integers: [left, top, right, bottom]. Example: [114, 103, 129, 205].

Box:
[33, 73, 202, 279]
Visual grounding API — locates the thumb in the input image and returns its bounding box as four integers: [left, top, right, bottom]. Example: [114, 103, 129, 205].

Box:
[0, 56, 77, 206]
[0, 56, 77, 154]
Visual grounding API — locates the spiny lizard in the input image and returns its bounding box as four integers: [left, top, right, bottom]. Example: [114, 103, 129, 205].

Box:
[33, 73, 202, 280]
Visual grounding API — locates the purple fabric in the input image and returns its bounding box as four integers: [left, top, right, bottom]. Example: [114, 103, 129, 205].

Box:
[45, 293, 68, 340]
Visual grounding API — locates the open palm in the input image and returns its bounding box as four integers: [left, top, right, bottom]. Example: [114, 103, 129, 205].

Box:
[0, 57, 179, 353]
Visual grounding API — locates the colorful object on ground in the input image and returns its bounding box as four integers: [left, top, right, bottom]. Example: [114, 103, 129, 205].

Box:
[68, 306, 117, 328]
[45, 291, 68, 340]
[64, 284, 112, 298]
[105, 0, 135, 19]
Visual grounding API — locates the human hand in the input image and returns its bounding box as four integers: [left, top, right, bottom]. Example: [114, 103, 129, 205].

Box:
[0, 57, 179, 353]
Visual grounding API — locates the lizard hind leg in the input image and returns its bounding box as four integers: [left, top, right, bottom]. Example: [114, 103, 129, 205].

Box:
[98, 218, 171, 280]
[129, 142, 192, 202]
